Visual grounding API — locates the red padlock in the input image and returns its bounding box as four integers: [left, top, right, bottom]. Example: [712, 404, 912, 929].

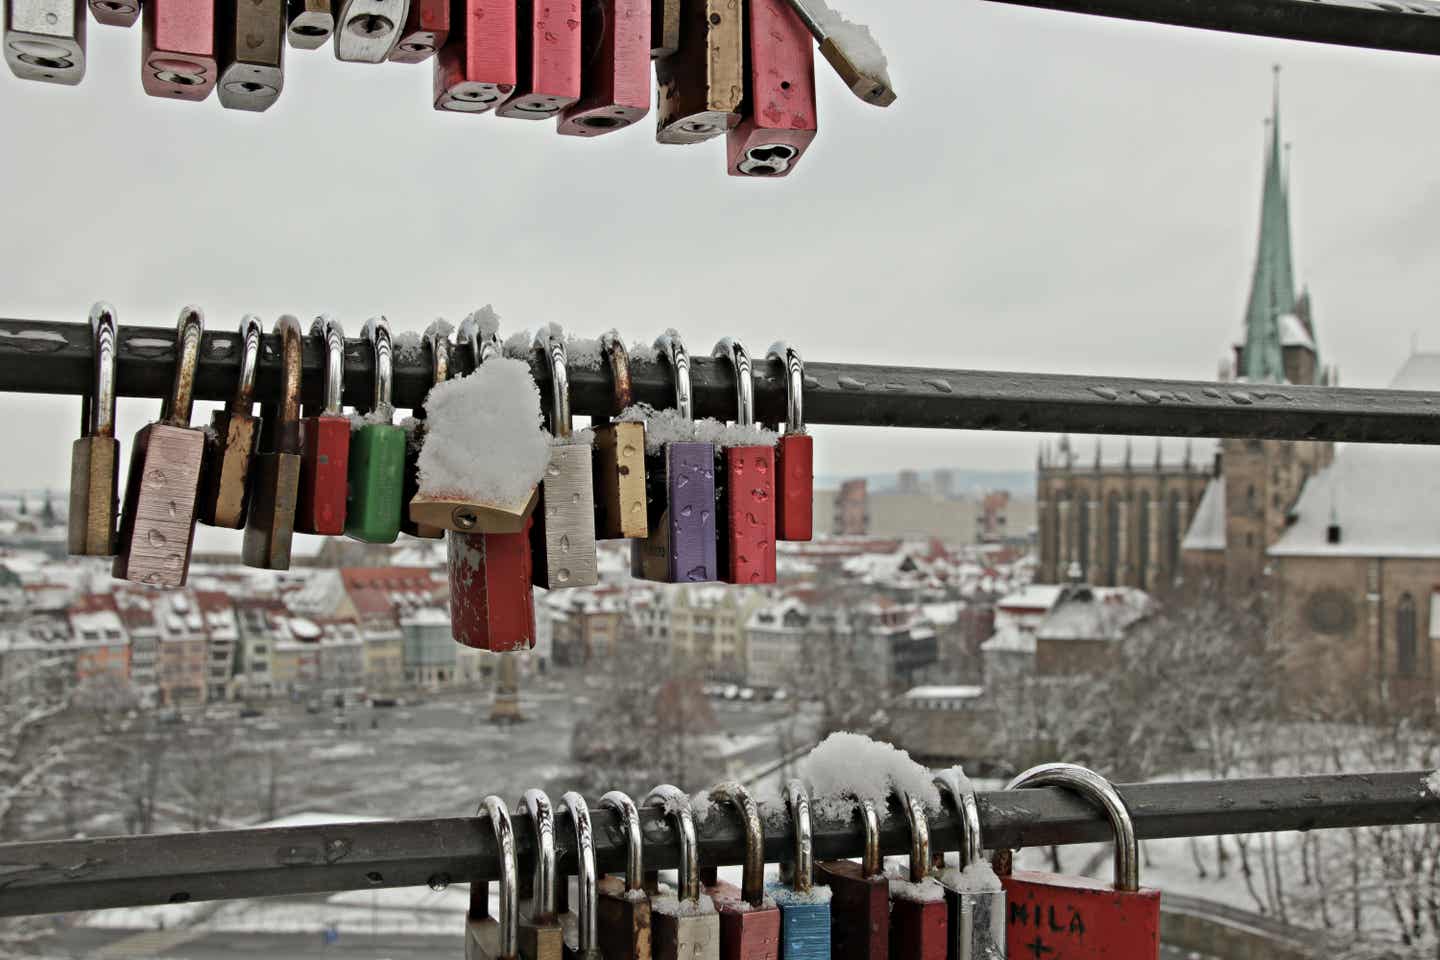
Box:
[889, 791, 946, 960]
[999, 764, 1160, 960]
[296, 316, 350, 536]
[448, 523, 537, 652]
[556, 0, 649, 136]
[726, 0, 815, 178]
[495, 0, 580, 119]
[708, 781, 780, 960]
[767, 342, 812, 542]
[141, 0, 215, 99]
[815, 797, 888, 960]
[712, 339, 776, 586]
[433, 0, 515, 113]
[389, 0, 447, 62]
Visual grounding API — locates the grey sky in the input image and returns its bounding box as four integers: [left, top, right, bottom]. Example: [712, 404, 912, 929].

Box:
[1, 1, 1437, 493]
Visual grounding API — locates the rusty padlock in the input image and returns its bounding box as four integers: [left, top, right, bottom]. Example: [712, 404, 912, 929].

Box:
[766, 342, 811, 542]
[597, 791, 651, 960]
[197, 315, 263, 530]
[888, 791, 946, 960]
[69, 303, 120, 557]
[708, 781, 779, 960]
[654, 0, 740, 143]
[814, 797, 887, 960]
[469, 795, 520, 960]
[296, 316, 350, 536]
[242, 316, 305, 570]
[591, 332, 646, 540]
[711, 338, 775, 585]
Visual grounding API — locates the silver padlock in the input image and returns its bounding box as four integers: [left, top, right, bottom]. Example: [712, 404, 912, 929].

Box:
[934, 770, 1005, 960]
[468, 795, 520, 960]
[520, 789, 565, 960]
[646, 785, 719, 960]
[560, 791, 601, 960]
[333, 0, 406, 61]
[4, 0, 85, 83]
[531, 329, 598, 590]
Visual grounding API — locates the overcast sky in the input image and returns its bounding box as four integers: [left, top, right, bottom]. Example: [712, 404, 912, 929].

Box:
[1, 1, 1437, 493]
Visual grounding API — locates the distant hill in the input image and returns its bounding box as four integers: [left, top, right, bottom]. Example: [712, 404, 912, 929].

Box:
[816, 469, 1035, 497]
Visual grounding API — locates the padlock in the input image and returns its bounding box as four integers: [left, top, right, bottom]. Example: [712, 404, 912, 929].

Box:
[933, 770, 1004, 960]
[197, 315, 263, 529]
[590, 333, 647, 540]
[296, 316, 350, 536]
[333, 0, 407, 61]
[814, 797, 887, 960]
[632, 333, 717, 583]
[90, 0, 138, 30]
[217, 0, 285, 110]
[387, 0, 444, 59]
[469, 795, 520, 960]
[766, 343, 811, 542]
[768, 780, 830, 960]
[494, 0, 579, 119]
[400, 322, 450, 540]
[242, 316, 305, 571]
[646, 785, 720, 960]
[520, 789, 566, 960]
[345, 317, 407, 544]
[778, 0, 892, 107]
[888, 791, 946, 960]
[286, 0, 332, 45]
[530, 330, 599, 590]
[726, 0, 814, 177]
[432, 0, 515, 112]
[141, 0, 216, 99]
[560, 791, 601, 960]
[556, 0, 649, 136]
[69, 303, 120, 558]
[5, 0, 84, 81]
[113, 307, 207, 589]
[708, 781, 780, 960]
[998, 764, 1159, 960]
[654, 0, 740, 144]
[596, 791, 651, 960]
[648, 0, 672, 57]
[711, 338, 775, 585]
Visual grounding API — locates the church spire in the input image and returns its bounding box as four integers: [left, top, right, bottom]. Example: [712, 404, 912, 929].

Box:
[1240, 65, 1297, 384]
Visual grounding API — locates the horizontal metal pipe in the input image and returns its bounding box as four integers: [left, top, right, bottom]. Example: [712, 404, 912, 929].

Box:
[0, 772, 1435, 917]
[3, 319, 1440, 443]
[984, 0, 1440, 56]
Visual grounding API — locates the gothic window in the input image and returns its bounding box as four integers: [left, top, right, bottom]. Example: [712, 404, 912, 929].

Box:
[1077, 493, 1090, 579]
[1137, 492, 1151, 587]
[1397, 593, 1417, 677]
[1105, 493, 1121, 586]
[1046, 496, 1060, 575]
[1167, 491, 1181, 583]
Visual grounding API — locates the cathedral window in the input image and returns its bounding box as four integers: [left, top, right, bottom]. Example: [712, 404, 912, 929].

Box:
[1396, 593, 1418, 677]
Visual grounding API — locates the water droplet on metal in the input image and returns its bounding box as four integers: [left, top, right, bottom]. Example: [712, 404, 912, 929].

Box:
[428, 874, 451, 892]
[147, 529, 167, 547]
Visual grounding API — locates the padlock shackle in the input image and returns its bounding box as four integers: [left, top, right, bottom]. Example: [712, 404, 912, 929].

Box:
[645, 784, 700, 904]
[898, 791, 930, 884]
[84, 302, 118, 440]
[1006, 763, 1139, 892]
[160, 305, 204, 427]
[310, 315, 346, 417]
[598, 791, 643, 893]
[361, 317, 395, 420]
[561, 791, 597, 954]
[459, 311, 501, 369]
[477, 795, 519, 957]
[653, 333, 693, 421]
[273, 316, 304, 454]
[766, 342, 805, 434]
[424, 321, 450, 391]
[711, 338, 755, 428]
[535, 330, 572, 438]
[933, 770, 983, 869]
[230, 316, 264, 415]
[599, 332, 633, 416]
[709, 781, 765, 906]
[522, 789, 558, 920]
[849, 795, 882, 878]
[783, 779, 814, 894]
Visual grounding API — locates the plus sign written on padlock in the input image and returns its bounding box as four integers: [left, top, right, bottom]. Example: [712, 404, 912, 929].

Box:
[1023, 935, 1054, 959]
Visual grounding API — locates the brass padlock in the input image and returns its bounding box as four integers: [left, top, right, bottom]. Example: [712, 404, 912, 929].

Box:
[655, 0, 741, 144]
[198, 315, 263, 529]
[401, 321, 450, 540]
[645, 785, 720, 960]
[531, 330, 598, 590]
[69, 302, 120, 557]
[469, 795, 521, 960]
[596, 791, 651, 960]
[592, 332, 647, 540]
[113, 306, 207, 589]
[520, 789, 565, 960]
[242, 316, 304, 570]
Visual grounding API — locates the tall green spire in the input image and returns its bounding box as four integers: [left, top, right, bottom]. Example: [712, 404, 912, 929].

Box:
[1240, 66, 1297, 383]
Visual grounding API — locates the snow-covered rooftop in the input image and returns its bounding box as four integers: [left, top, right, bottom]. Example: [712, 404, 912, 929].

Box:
[1181, 478, 1226, 552]
[903, 685, 984, 701]
[996, 584, 1062, 612]
[1278, 313, 1314, 351]
[1035, 586, 1151, 642]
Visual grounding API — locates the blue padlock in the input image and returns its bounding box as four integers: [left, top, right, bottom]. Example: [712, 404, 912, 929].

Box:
[767, 780, 831, 960]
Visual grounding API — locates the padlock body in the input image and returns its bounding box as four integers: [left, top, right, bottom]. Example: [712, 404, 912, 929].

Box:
[592, 421, 647, 539]
[467, 915, 504, 960]
[945, 887, 1005, 960]
[654, 0, 740, 143]
[69, 435, 118, 556]
[814, 861, 887, 960]
[432, 0, 515, 111]
[495, 0, 580, 118]
[333, 0, 408, 60]
[112, 422, 204, 588]
[520, 917, 566, 960]
[387, 0, 445, 60]
[285, 0, 332, 46]
[726, 0, 814, 178]
[90, 0, 139, 29]
[449, 525, 536, 652]
[1000, 872, 1159, 960]
[889, 898, 946, 960]
[649, 0, 673, 57]
[718, 444, 775, 585]
[653, 909, 719, 960]
[198, 408, 259, 528]
[242, 451, 301, 570]
[716, 897, 780, 960]
[141, 0, 216, 99]
[217, 0, 285, 110]
[557, 0, 649, 136]
[5, 0, 85, 83]
[401, 426, 444, 539]
[296, 413, 350, 535]
[774, 434, 812, 541]
[532, 438, 599, 589]
[598, 881, 652, 960]
[769, 889, 829, 960]
[632, 441, 716, 583]
[345, 422, 406, 544]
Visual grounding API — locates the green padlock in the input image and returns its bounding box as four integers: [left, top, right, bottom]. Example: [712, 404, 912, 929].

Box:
[345, 317, 407, 544]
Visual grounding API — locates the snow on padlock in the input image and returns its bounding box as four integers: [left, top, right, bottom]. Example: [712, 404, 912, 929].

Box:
[646, 785, 720, 960]
[706, 781, 781, 960]
[813, 796, 887, 960]
[933, 769, 1005, 960]
[766, 343, 812, 542]
[530, 329, 599, 590]
[998, 764, 1160, 960]
[767, 781, 831, 960]
[595, 792, 652, 960]
[887, 791, 947, 960]
[711, 339, 776, 586]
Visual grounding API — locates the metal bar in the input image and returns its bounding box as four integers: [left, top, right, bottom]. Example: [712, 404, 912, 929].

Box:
[2, 319, 1439, 443]
[983, 0, 1440, 57]
[0, 772, 1435, 917]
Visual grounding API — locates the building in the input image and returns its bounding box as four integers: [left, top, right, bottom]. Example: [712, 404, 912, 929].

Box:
[833, 479, 869, 535]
